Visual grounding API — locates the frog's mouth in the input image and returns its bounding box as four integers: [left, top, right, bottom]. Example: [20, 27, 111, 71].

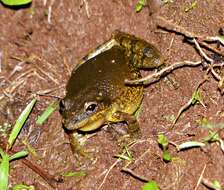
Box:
[64, 111, 107, 132]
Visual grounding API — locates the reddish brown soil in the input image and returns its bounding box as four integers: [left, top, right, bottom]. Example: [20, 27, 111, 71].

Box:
[0, 0, 224, 190]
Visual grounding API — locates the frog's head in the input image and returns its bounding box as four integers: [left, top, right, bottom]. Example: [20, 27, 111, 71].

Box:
[59, 90, 113, 132]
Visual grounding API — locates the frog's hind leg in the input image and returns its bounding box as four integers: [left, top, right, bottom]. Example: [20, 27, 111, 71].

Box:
[112, 30, 164, 69]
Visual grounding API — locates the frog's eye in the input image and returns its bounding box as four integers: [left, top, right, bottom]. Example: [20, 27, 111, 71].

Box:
[84, 101, 98, 112]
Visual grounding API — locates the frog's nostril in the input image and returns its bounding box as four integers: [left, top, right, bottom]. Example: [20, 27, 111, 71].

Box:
[59, 100, 66, 113]
[143, 47, 152, 58]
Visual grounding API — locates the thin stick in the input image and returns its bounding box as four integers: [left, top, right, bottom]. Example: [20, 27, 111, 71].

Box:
[97, 160, 120, 190]
[97, 140, 150, 190]
[156, 16, 224, 57]
[194, 164, 207, 190]
[121, 167, 149, 182]
[193, 38, 222, 81]
[171, 76, 208, 128]
[125, 60, 202, 85]
[83, 0, 90, 18]
[192, 38, 213, 63]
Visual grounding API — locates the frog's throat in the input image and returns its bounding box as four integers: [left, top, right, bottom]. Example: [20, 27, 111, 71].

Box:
[66, 112, 107, 132]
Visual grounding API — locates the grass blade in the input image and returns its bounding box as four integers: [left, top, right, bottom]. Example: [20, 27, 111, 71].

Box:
[1, 0, 32, 6]
[142, 180, 160, 190]
[12, 183, 35, 190]
[0, 148, 9, 190]
[7, 98, 36, 150]
[9, 150, 28, 161]
[36, 101, 59, 125]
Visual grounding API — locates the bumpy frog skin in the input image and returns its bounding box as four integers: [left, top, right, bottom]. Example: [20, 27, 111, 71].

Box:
[60, 31, 163, 154]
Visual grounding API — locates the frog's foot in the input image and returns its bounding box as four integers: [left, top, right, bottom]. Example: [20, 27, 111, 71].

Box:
[69, 132, 95, 164]
[112, 111, 141, 140]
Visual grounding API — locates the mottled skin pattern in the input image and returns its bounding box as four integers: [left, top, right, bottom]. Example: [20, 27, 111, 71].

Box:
[60, 31, 163, 155]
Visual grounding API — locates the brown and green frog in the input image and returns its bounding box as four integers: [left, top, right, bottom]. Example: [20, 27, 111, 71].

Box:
[59, 31, 163, 156]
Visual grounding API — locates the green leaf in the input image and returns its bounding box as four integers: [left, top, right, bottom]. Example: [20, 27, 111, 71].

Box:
[62, 171, 87, 177]
[196, 118, 214, 129]
[0, 148, 9, 190]
[216, 35, 224, 46]
[1, 0, 32, 6]
[12, 183, 35, 190]
[212, 180, 222, 189]
[141, 180, 160, 190]
[191, 89, 203, 105]
[177, 141, 205, 151]
[36, 101, 59, 125]
[157, 134, 169, 150]
[203, 131, 220, 143]
[115, 154, 133, 161]
[135, 0, 146, 12]
[185, 0, 197, 12]
[22, 140, 39, 159]
[9, 150, 28, 161]
[162, 114, 176, 123]
[162, 150, 172, 162]
[209, 36, 224, 46]
[7, 98, 36, 150]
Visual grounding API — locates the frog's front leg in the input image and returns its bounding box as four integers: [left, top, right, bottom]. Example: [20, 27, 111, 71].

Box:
[112, 111, 141, 139]
[113, 30, 164, 69]
[68, 132, 92, 160]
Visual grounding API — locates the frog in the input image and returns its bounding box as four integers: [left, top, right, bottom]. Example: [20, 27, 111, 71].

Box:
[59, 31, 163, 156]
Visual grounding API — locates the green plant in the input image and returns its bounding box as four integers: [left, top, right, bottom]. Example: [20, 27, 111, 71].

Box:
[157, 134, 172, 162]
[135, 0, 146, 12]
[0, 99, 36, 190]
[141, 180, 160, 190]
[1, 0, 32, 6]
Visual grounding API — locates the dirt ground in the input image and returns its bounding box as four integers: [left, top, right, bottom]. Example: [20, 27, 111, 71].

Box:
[0, 0, 224, 189]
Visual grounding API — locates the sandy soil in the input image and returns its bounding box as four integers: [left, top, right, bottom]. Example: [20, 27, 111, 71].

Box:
[0, 0, 224, 189]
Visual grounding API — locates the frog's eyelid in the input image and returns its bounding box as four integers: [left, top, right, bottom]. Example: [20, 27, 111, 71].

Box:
[84, 101, 98, 111]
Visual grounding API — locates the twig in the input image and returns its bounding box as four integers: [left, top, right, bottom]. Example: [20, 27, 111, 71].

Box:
[97, 160, 120, 190]
[49, 42, 72, 76]
[121, 167, 149, 182]
[192, 38, 213, 63]
[29, 85, 65, 98]
[21, 158, 63, 189]
[193, 38, 223, 81]
[83, 0, 90, 18]
[48, 0, 55, 24]
[125, 60, 202, 85]
[171, 76, 207, 128]
[35, 66, 59, 85]
[156, 16, 224, 57]
[97, 140, 150, 190]
[0, 50, 3, 73]
[194, 164, 207, 190]
[43, 0, 47, 6]
[48, 6, 52, 24]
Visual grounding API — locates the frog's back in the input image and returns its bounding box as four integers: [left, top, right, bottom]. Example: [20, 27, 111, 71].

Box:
[65, 45, 143, 114]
